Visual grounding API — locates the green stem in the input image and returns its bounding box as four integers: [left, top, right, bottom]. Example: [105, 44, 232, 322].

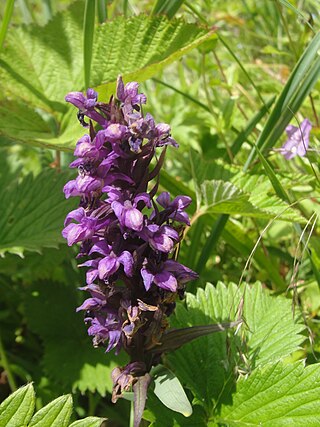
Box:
[129, 398, 134, 427]
[0, 330, 17, 392]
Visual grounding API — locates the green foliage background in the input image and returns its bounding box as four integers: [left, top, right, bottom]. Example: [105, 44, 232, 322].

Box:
[1, 0, 320, 426]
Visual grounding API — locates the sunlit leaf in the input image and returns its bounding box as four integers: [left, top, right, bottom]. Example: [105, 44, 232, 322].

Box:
[219, 361, 320, 426]
[0, 384, 35, 427]
[29, 394, 72, 427]
[0, 169, 76, 256]
[152, 365, 192, 416]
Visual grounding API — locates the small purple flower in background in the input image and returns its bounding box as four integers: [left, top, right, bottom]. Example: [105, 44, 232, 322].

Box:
[280, 118, 312, 160]
[62, 76, 198, 416]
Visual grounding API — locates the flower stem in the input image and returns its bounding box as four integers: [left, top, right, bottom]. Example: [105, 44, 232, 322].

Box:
[129, 398, 134, 427]
[0, 331, 17, 392]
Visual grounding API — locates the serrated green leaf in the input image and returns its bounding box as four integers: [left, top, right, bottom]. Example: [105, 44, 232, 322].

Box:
[167, 282, 240, 412]
[152, 365, 192, 416]
[242, 283, 306, 366]
[69, 417, 105, 427]
[93, 16, 216, 98]
[0, 2, 215, 150]
[219, 361, 320, 426]
[29, 394, 72, 427]
[0, 383, 35, 427]
[167, 282, 305, 414]
[0, 169, 77, 256]
[199, 179, 304, 222]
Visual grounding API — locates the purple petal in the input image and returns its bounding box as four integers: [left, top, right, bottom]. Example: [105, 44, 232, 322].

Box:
[76, 297, 104, 312]
[106, 330, 122, 352]
[118, 251, 134, 277]
[63, 180, 79, 198]
[164, 260, 198, 283]
[156, 191, 170, 208]
[123, 206, 144, 231]
[141, 267, 154, 291]
[64, 207, 85, 226]
[154, 270, 177, 292]
[98, 255, 119, 279]
[65, 91, 86, 109]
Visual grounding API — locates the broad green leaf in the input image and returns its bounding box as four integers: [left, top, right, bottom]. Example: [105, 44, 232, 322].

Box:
[69, 418, 105, 427]
[199, 179, 304, 222]
[152, 365, 192, 416]
[25, 281, 128, 396]
[0, 169, 76, 256]
[242, 283, 306, 366]
[0, 1, 215, 150]
[92, 16, 216, 97]
[167, 282, 305, 414]
[167, 282, 241, 412]
[0, 383, 35, 427]
[219, 361, 320, 426]
[29, 394, 72, 427]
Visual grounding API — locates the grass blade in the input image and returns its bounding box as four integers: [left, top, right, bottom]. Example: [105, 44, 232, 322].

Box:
[0, 0, 15, 51]
[96, 0, 107, 23]
[195, 214, 229, 274]
[278, 0, 314, 33]
[244, 31, 320, 170]
[84, 0, 96, 88]
[151, 0, 185, 18]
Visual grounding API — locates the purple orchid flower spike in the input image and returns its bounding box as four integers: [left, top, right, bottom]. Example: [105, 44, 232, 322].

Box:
[61, 75, 241, 426]
[280, 118, 312, 160]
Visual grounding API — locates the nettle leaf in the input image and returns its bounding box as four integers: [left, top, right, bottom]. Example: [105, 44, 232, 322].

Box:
[189, 151, 305, 222]
[198, 179, 305, 222]
[0, 1, 215, 150]
[166, 282, 240, 413]
[166, 282, 305, 415]
[0, 2, 83, 111]
[242, 283, 306, 367]
[0, 168, 76, 256]
[93, 15, 216, 97]
[219, 361, 320, 427]
[25, 281, 128, 396]
[0, 383, 35, 427]
[29, 394, 72, 427]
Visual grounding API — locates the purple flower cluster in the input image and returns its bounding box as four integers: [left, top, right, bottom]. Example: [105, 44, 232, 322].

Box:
[280, 118, 312, 160]
[62, 76, 198, 400]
